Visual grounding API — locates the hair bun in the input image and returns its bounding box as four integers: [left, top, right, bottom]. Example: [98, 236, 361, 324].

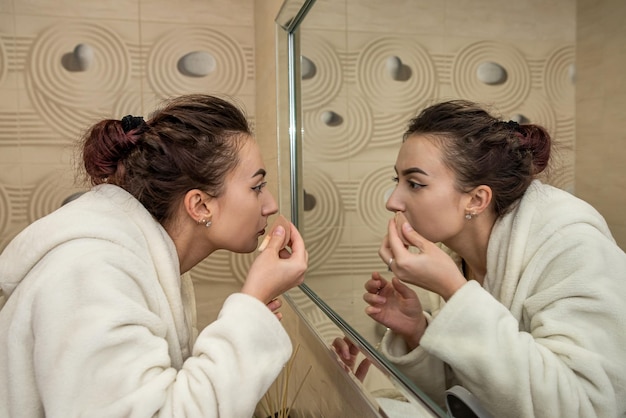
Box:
[121, 115, 145, 133]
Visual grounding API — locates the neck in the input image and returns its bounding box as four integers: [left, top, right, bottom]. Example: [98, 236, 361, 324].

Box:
[164, 218, 215, 274]
[446, 213, 496, 285]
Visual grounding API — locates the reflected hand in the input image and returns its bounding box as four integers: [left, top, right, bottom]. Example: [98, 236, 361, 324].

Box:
[364, 272, 427, 350]
[331, 336, 372, 382]
[266, 298, 283, 321]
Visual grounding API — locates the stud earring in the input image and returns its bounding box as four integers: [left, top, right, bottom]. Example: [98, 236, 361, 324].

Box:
[465, 212, 476, 220]
[198, 218, 212, 228]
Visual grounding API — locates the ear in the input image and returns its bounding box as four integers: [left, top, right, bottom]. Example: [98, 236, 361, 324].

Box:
[183, 189, 213, 224]
[465, 185, 492, 216]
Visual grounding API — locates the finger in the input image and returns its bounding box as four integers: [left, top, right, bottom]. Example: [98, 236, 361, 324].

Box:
[348, 340, 360, 357]
[398, 220, 427, 253]
[394, 212, 411, 247]
[388, 217, 424, 263]
[365, 305, 382, 316]
[332, 337, 350, 360]
[354, 358, 372, 382]
[365, 272, 387, 294]
[378, 232, 392, 266]
[262, 225, 287, 252]
[267, 298, 282, 311]
[363, 292, 386, 306]
[274, 312, 283, 321]
[286, 222, 306, 256]
[391, 277, 417, 299]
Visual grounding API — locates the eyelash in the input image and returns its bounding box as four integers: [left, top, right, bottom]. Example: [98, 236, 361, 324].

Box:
[252, 181, 267, 193]
[392, 176, 425, 190]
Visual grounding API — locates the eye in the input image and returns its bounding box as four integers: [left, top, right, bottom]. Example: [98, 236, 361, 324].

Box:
[251, 181, 267, 194]
[408, 180, 425, 190]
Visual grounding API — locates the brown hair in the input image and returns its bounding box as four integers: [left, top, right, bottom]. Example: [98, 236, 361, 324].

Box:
[404, 100, 552, 217]
[81, 94, 251, 224]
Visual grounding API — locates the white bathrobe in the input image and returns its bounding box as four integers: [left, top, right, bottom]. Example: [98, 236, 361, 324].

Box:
[0, 184, 292, 418]
[380, 181, 626, 418]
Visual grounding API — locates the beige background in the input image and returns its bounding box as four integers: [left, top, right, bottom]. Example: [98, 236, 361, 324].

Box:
[0, 0, 624, 416]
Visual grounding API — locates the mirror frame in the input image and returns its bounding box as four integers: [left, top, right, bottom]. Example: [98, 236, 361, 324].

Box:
[274, 1, 447, 416]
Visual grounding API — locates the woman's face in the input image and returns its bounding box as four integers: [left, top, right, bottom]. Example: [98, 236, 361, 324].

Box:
[210, 138, 279, 253]
[386, 134, 469, 243]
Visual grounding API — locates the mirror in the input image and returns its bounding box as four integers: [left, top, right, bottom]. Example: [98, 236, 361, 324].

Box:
[293, 0, 580, 347]
[275, 1, 448, 416]
[277, 0, 624, 415]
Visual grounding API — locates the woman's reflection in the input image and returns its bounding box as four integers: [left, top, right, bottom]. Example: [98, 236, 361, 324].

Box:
[337, 100, 626, 418]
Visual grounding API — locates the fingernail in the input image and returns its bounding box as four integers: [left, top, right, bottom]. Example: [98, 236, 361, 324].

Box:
[273, 225, 285, 236]
[402, 222, 413, 232]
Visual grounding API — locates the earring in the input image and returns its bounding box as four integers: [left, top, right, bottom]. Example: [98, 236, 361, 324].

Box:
[198, 219, 212, 228]
[465, 213, 472, 220]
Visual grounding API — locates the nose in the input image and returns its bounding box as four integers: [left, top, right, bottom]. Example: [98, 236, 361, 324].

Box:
[263, 190, 279, 216]
[385, 188, 402, 213]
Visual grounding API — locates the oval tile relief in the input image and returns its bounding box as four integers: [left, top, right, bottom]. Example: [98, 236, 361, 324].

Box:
[476, 61, 507, 85]
[178, 51, 216, 77]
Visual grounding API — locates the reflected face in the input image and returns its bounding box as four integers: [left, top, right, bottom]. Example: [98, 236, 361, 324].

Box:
[210, 138, 278, 253]
[386, 134, 467, 243]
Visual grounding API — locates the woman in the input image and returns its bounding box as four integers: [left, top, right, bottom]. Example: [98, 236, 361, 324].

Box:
[357, 100, 625, 417]
[0, 94, 308, 417]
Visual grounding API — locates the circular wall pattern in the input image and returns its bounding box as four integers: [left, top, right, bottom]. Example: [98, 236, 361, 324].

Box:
[192, 250, 247, 283]
[303, 95, 373, 160]
[147, 27, 246, 96]
[452, 41, 530, 113]
[111, 92, 148, 120]
[28, 22, 130, 135]
[370, 110, 415, 147]
[301, 170, 343, 271]
[357, 165, 395, 236]
[504, 94, 557, 141]
[27, 172, 84, 223]
[356, 36, 436, 112]
[543, 45, 575, 113]
[301, 38, 343, 110]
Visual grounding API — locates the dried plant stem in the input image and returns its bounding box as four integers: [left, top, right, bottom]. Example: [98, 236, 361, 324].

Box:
[258, 344, 310, 418]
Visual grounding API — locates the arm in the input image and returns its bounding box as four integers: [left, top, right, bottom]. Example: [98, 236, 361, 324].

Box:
[420, 229, 626, 418]
[31, 243, 290, 418]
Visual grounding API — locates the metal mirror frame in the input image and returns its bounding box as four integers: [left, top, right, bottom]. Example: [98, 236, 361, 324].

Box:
[274, 1, 447, 416]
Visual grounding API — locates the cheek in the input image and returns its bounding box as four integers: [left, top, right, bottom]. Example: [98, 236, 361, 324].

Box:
[407, 196, 462, 241]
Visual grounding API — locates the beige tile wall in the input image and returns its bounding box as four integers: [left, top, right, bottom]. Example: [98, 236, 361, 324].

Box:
[576, 0, 626, 250]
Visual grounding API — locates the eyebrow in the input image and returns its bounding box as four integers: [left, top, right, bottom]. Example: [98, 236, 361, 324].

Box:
[252, 168, 267, 178]
[394, 166, 429, 176]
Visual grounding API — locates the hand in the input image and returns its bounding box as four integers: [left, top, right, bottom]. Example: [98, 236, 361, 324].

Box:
[380, 217, 466, 301]
[242, 222, 308, 304]
[363, 272, 426, 350]
[331, 336, 372, 382]
[266, 298, 283, 321]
